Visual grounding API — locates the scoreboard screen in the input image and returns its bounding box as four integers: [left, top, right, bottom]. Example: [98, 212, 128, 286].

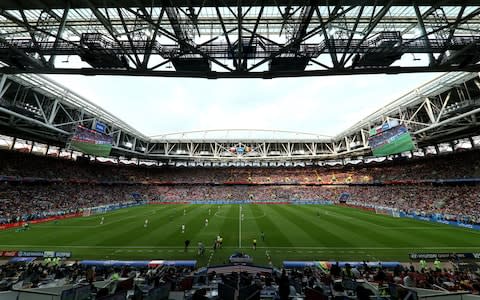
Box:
[368, 124, 415, 157]
[69, 125, 113, 157]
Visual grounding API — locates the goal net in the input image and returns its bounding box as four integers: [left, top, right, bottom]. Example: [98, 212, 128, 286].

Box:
[375, 206, 400, 218]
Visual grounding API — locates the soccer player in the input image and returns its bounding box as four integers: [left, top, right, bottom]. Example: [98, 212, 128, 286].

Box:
[198, 241, 205, 256]
[205, 218, 209, 226]
[100, 216, 104, 225]
[252, 239, 257, 250]
[144, 219, 149, 228]
[181, 224, 185, 233]
[183, 209, 186, 216]
[184, 239, 190, 252]
[208, 208, 211, 215]
[261, 231, 265, 242]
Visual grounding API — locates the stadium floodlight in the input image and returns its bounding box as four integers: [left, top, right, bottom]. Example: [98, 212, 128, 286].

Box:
[293, 150, 305, 155]
[176, 149, 187, 155]
[349, 142, 359, 149]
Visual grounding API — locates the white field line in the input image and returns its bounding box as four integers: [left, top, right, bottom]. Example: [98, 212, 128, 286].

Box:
[214, 211, 265, 220]
[239, 205, 242, 248]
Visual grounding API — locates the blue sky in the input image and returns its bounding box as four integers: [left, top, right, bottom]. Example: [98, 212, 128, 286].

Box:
[47, 72, 440, 137]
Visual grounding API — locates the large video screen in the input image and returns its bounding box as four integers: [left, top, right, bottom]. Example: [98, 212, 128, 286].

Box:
[368, 124, 415, 157]
[69, 125, 113, 157]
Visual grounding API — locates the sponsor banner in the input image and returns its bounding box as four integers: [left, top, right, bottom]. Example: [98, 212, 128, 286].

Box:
[55, 252, 72, 258]
[283, 261, 401, 269]
[149, 201, 190, 205]
[399, 212, 480, 230]
[18, 251, 45, 257]
[80, 260, 151, 268]
[148, 260, 197, 268]
[156, 200, 333, 205]
[79, 260, 196, 268]
[409, 253, 480, 260]
[9, 251, 72, 258]
[43, 251, 55, 258]
[291, 200, 333, 205]
[0, 251, 18, 257]
[341, 203, 376, 212]
[0, 213, 82, 231]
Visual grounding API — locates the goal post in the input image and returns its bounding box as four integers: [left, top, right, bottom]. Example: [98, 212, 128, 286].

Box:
[375, 206, 400, 218]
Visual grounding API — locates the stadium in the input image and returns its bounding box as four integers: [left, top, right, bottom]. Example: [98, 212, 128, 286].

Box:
[0, 1, 480, 299]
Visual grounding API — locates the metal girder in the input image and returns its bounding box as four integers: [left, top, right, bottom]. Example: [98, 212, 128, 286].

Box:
[164, 1, 195, 50]
[2, 1, 480, 9]
[3, 65, 480, 79]
[47, 5, 70, 66]
[85, 2, 138, 68]
[1, 3, 480, 77]
[413, 4, 435, 65]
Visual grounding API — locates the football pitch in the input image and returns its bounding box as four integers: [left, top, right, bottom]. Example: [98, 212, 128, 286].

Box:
[1, 204, 479, 266]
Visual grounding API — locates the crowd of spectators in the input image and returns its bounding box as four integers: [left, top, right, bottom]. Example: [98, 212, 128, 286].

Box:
[345, 185, 480, 224]
[2, 180, 477, 226]
[0, 260, 194, 298]
[2, 258, 479, 299]
[1, 148, 479, 184]
[275, 261, 480, 299]
[1, 145, 480, 224]
[0, 184, 147, 224]
[147, 185, 339, 202]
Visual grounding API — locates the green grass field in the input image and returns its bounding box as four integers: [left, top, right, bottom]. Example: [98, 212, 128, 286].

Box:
[1, 204, 479, 266]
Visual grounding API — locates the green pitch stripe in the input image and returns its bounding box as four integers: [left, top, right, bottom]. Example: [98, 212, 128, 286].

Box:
[243, 205, 294, 248]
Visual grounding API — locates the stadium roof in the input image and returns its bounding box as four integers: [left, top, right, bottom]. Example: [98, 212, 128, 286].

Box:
[1, 1, 480, 9]
[1, 2, 480, 77]
[0, 71, 479, 162]
[151, 129, 331, 142]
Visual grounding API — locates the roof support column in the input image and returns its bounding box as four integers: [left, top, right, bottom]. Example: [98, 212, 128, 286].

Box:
[413, 4, 436, 65]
